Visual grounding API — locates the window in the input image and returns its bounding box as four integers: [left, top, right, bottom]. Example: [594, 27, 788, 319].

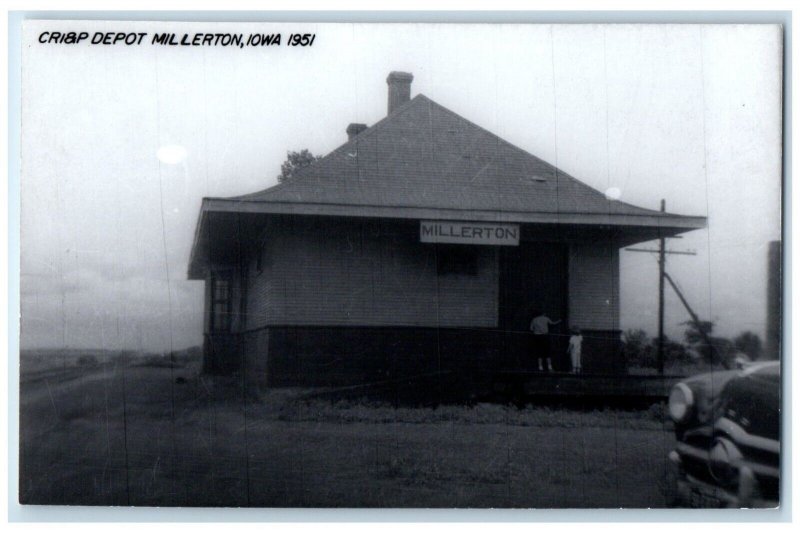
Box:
[210, 274, 232, 333]
[436, 246, 479, 276]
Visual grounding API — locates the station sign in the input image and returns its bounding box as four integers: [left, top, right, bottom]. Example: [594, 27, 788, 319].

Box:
[420, 221, 520, 246]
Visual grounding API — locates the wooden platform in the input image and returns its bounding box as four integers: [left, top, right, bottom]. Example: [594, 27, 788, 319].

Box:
[305, 370, 685, 406]
[492, 371, 684, 400]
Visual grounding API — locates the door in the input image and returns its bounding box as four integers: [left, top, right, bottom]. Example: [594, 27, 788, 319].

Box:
[499, 243, 568, 369]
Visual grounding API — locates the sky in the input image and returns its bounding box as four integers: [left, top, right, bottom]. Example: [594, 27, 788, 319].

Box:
[20, 22, 783, 352]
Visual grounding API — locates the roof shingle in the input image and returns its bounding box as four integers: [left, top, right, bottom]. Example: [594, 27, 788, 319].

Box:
[231, 94, 675, 218]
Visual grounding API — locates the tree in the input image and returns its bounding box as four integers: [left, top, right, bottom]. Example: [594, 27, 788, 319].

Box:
[683, 320, 735, 367]
[623, 329, 655, 368]
[663, 336, 693, 365]
[623, 329, 692, 369]
[683, 320, 715, 345]
[734, 331, 763, 360]
[277, 149, 322, 183]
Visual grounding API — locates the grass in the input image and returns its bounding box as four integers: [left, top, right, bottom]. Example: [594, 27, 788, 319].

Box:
[19, 357, 678, 508]
[277, 397, 669, 430]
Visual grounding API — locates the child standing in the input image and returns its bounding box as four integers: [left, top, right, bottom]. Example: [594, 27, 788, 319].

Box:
[567, 327, 583, 374]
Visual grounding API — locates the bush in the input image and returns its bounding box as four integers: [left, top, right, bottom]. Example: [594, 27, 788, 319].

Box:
[734, 331, 763, 360]
[623, 329, 655, 368]
[624, 330, 693, 369]
[663, 337, 693, 365]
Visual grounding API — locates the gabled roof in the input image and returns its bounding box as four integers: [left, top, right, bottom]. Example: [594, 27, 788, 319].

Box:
[188, 94, 705, 278]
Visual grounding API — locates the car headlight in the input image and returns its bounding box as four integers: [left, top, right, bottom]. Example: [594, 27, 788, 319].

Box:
[668, 382, 694, 423]
[709, 437, 743, 486]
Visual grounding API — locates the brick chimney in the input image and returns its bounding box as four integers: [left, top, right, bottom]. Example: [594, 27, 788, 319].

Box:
[386, 71, 413, 115]
[346, 123, 367, 141]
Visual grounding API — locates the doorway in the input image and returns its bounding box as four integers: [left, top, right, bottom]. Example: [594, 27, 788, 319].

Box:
[499, 243, 569, 369]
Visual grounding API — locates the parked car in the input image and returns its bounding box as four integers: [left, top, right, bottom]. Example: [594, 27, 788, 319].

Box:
[667, 361, 780, 508]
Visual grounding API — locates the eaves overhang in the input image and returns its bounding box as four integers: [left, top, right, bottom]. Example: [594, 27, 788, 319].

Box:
[187, 197, 707, 280]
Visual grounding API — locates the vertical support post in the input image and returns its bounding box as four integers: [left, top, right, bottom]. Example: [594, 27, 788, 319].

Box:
[658, 199, 666, 375]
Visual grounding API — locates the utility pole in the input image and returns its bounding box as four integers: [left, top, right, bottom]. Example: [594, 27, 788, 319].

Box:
[625, 199, 697, 375]
[663, 273, 706, 339]
[663, 272, 722, 367]
[658, 199, 666, 375]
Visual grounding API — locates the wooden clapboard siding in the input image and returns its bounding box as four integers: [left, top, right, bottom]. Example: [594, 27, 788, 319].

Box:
[242, 218, 499, 329]
[239, 218, 625, 333]
[568, 242, 620, 331]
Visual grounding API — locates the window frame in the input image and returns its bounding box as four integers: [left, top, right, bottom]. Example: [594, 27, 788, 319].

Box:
[209, 271, 233, 333]
[435, 245, 480, 277]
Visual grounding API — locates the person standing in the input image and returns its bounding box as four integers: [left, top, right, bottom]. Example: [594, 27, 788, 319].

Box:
[567, 327, 583, 374]
[530, 310, 561, 371]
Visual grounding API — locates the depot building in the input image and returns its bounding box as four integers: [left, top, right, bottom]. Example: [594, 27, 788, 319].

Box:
[187, 71, 706, 388]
